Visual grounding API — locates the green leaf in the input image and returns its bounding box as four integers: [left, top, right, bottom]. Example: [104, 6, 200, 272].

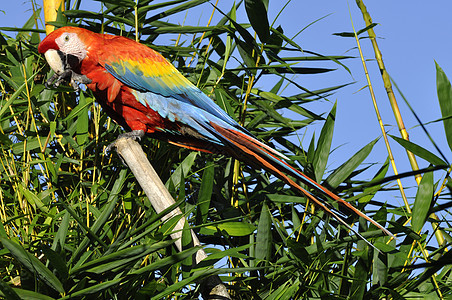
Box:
[12, 136, 47, 155]
[76, 92, 90, 146]
[0, 72, 36, 119]
[350, 256, 368, 299]
[70, 241, 173, 275]
[0, 238, 64, 294]
[129, 246, 201, 276]
[197, 163, 215, 223]
[0, 281, 21, 300]
[202, 222, 256, 236]
[325, 138, 378, 189]
[358, 157, 389, 203]
[62, 93, 94, 122]
[93, 0, 135, 6]
[165, 152, 197, 189]
[313, 103, 336, 182]
[267, 194, 306, 204]
[6, 288, 55, 300]
[181, 221, 193, 278]
[59, 279, 122, 299]
[145, 0, 209, 23]
[41, 246, 69, 283]
[411, 171, 434, 233]
[333, 23, 378, 37]
[214, 88, 236, 119]
[195, 244, 252, 269]
[255, 202, 272, 262]
[435, 62, 452, 152]
[245, 0, 270, 43]
[70, 169, 128, 264]
[389, 134, 447, 166]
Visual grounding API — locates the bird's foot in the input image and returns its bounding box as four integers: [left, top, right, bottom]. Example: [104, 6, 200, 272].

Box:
[45, 69, 92, 92]
[105, 130, 145, 154]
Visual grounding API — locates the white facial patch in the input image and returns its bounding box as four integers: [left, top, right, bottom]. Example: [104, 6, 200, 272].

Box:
[55, 32, 87, 62]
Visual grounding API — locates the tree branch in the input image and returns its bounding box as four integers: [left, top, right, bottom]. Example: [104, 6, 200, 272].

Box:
[113, 137, 230, 300]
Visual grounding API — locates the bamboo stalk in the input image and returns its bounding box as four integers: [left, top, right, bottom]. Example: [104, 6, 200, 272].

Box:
[113, 137, 231, 300]
[350, 7, 411, 215]
[355, 0, 445, 248]
[43, 0, 65, 34]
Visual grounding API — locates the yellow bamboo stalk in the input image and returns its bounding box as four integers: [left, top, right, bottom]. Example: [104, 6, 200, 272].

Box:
[43, 0, 65, 34]
[350, 16, 411, 216]
[355, 0, 445, 247]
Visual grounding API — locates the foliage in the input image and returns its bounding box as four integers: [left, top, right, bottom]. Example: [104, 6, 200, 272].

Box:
[0, 0, 450, 299]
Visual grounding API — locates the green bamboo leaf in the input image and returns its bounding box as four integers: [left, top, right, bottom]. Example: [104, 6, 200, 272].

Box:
[245, 0, 270, 43]
[252, 89, 323, 120]
[0, 132, 12, 148]
[358, 157, 389, 203]
[237, 39, 258, 72]
[255, 202, 272, 262]
[435, 62, 452, 152]
[59, 279, 122, 299]
[0, 281, 21, 300]
[151, 25, 229, 34]
[195, 244, 252, 269]
[202, 221, 256, 236]
[129, 246, 201, 276]
[145, 0, 209, 23]
[62, 93, 94, 121]
[165, 152, 197, 189]
[159, 213, 185, 237]
[182, 221, 193, 278]
[138, 0, 192, 15]
[70, 169, 128, 264]
[0, 72, 36, 119]
[372, 241, 388, 286]
[11, 136, 47, 155]
[76, 90, 89, 146]
[197, 163, 215, 223]
[0, 238, 64, 294]
[93, 0, 135, 6]
[333, 23, 378, 37]
[266, 281, 299, 299]
[71, 241, 173, 275]
[40, 246, 69, 283]
[214, 88, 236, 119]
[313, 103, 336, 182]
[411, 171, 434, 233]
[18, 183, 49, 213]
[51, 211, 70, 252]
[267, 194, 306, 204]
[254, 100, 292, 128]
[389, 135, 447, 166]
[350, 257, 368, 299]
[149, 268, 206, 300]
[325, 138, 378, 189]
[4, 288, 55, 300]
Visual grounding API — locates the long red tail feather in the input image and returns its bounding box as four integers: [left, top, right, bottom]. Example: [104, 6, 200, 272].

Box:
[210, 122, 393, 239]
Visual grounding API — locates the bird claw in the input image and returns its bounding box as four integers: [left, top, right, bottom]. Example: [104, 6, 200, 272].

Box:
[105, 130, 145, 167]
[45, 69, 92, 92]
[105, 130, 145, 154]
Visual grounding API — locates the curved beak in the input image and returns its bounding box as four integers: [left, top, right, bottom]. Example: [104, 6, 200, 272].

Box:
[44, 49, 65, 75]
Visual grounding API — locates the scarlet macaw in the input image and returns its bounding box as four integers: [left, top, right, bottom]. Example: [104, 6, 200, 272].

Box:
[38, 26, 392, 240]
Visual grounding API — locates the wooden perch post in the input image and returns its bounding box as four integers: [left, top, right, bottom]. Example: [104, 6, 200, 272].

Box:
[113, 137, 230, 299]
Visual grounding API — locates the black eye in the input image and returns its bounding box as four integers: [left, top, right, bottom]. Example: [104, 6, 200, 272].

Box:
[64, 35, 70, 42]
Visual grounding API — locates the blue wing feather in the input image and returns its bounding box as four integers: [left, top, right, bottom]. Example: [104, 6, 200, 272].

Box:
[103, 61, 241, 130]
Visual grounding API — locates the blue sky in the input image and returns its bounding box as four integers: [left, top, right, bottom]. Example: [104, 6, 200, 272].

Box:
[1, 1, 451, 207]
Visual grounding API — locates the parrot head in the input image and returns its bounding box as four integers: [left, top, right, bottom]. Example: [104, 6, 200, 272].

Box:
[38, 27, 90, 76]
